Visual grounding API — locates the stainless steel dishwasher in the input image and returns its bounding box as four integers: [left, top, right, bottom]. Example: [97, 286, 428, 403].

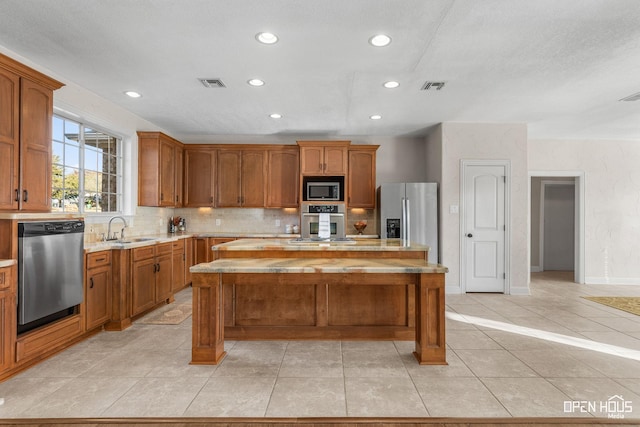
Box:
[18, 220, 85, 333]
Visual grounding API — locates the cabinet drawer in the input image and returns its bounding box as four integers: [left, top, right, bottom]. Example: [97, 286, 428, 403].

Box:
[172, 240, 184, 253]
[132, 246, 155, 261]
[156, 242, 172, 256]
[86, 251, 111, 269]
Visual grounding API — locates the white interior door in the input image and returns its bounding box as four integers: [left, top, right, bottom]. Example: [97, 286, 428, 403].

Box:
[464, 165, 506, 292]
[543, 183, 575, 271]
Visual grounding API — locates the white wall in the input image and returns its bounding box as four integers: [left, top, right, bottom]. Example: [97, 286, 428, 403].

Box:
[440, 123, 529, 294]
[529, 139, 640, 284]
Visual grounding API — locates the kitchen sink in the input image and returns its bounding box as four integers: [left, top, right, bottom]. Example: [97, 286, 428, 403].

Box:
[116, 237, 157, 244]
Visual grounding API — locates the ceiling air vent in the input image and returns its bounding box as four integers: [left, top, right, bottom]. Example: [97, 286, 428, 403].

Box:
[421, 81, 446, 91]
[199, 78, 226, 88]
[619, 91, 640, 102]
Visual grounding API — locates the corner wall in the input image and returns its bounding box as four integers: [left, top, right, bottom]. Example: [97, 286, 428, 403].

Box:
[529, 138, 640, 284]
[441, 123, 529, 294]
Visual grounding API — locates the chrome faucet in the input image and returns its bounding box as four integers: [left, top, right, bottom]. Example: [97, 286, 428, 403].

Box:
[106, 216, 128, 241]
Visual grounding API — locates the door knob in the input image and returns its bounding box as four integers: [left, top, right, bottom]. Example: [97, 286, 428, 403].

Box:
[466, 233, 473, 238]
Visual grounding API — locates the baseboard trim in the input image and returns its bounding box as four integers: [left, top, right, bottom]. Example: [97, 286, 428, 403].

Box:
[445, 285, 462, 294]
[509, 287, 531, 296]
[585, 277, 640, 286]
[530, 265, 542, 273]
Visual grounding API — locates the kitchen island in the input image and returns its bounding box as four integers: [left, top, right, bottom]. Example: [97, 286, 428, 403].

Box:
[190, 238, 448, 365]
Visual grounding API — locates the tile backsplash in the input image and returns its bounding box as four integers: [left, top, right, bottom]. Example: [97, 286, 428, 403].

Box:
[84, 206, 378, 243]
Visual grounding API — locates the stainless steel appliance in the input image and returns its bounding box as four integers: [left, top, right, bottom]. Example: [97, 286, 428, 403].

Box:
[18, 220, 85, 333]
[301, 203, 346, 239]
[303, 176, 344, 201]
[377, 183, 438, 261]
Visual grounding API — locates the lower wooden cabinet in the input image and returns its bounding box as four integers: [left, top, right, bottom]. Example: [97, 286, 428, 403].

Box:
[85, 251, 112, 331]
[131, 243, 172, 317]
[0, 264, 15, 376]
[172, 239, 185, 292]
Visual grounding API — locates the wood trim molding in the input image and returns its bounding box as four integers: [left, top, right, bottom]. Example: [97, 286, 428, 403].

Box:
[0, 52, 64, 90]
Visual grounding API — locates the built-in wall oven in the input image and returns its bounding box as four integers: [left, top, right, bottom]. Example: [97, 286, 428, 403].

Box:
[301, 203, 346, 239]
[18, 220, 85, 334]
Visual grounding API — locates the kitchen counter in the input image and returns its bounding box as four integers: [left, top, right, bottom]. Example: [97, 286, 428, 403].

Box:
[191, 255, 447, 366]
[84, 232, 195, 253]
[212, 238, 429, 252]
[191, 257, 447, 274]
[0, 259, 16, 268]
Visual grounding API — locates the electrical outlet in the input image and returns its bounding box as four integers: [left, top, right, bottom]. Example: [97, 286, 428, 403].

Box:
[215, 218, 221, 226]
[275, 219, 281, 227]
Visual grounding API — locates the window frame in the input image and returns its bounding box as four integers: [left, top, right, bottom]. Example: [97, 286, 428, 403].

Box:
[52, 113, 124, 215]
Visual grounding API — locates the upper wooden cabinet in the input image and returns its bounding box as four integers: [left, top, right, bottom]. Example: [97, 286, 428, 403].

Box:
[0, 53, 63, 211]
[183, 147, 216, 207]
[298, 141, 349, 175]
[216, 148, 266, 207]
[267, 148, 299, 207]
[347, 145, 379, 208]
[137, 131, 183, 207]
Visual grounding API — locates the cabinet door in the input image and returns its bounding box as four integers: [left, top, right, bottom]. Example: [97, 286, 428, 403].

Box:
[20, 78, 53, 211]
[155, 253, 173, 302]
[324, 146, 347, 175]
[185, 237, 194, 285]
[267, 149, 299, 207]
[175, 145, 183, 207]
[184, 149, 215, 207]
[300, 146, 324, 175]
[348, 149, 377, 208]
[216, 150, 241, 207]
[0, 68, 19, 210]
[159, 137, 176, 207]
[241, 150, 266, 207]
[172, 241, 185, 292]
[0, 290, 14, 374]
[86, 265, 111, 330]
[131, 257, 156, 316]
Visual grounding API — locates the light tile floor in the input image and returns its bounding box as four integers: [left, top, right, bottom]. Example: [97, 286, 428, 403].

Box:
[1, 271, 640, 419]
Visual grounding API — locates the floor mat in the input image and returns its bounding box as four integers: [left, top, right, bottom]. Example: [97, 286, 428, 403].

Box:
[137, 302, 192, 325]
[582, 296, 640, 316]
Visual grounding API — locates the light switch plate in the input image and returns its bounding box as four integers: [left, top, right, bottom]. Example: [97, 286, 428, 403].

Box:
[449, 205, 459, 214]
[215, 219, 221, 226]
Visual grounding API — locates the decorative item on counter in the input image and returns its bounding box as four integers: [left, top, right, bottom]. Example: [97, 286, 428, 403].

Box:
[292, 224, 300, 234]
[169, 216, 179, 233]
[178, 218, 186, 232]
[285, 224, 293, 234]
[354, 220, 367, 235]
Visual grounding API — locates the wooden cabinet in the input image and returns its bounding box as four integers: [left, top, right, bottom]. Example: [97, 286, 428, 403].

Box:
[185, 237, 194, 285]
[0, 264, 15, 376]
[267, 148, 299, 207]
[131, 243, 173, 316]
[298, 141, 349, 175]
[137, 131, 183, 207]
[184, 147, 215, 207]
[216, 149, 266, 207]
[172, 240, 186, 292]
[347, 146, 379, 208]
[85, 251, 112, 331]
[0, 54, 63, 211]
[195, 237, 236, 263]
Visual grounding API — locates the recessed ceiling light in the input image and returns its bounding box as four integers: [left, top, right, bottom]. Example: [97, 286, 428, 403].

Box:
[383, 81, 400, 89]
[369, 114, 382, 120]
[256, 32, 278, 44]
[248, 79, 265, 87]
[124, 91, 141, 98]
[269, 113, 282, 119]
[369, 34, 391, 47]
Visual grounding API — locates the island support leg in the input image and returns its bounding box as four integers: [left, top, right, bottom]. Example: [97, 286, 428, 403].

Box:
[191, 272, 226, 364]
[413, 272, 447, 365]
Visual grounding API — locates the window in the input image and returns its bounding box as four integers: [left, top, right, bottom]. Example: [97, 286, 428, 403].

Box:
[52, 115, 123, 213]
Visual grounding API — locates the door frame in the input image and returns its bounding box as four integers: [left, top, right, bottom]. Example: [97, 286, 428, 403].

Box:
[539, 180, 575, 272]
[460, 159, 511, 294]
[529, 171, 585, 284]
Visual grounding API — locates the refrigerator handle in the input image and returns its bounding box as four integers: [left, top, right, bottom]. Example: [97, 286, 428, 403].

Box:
[405, 198, 411, 246]
[401, 198, 406, 241]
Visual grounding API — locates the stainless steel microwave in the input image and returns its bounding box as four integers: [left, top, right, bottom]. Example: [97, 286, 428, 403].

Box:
[306, 181, 341, 201]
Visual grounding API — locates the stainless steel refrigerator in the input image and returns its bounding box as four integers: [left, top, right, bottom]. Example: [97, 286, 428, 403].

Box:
[377, 182, 438, 262]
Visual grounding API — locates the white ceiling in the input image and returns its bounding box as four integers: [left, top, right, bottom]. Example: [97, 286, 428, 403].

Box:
[1, 0, 640, 141]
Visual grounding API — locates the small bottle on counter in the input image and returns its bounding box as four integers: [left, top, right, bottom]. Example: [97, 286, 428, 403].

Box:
[169, 217, 176, 233]
[285, 224, 293, 234]
[292, 224, 300, 234]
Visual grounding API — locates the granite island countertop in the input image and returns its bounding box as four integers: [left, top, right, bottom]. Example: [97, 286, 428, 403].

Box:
[212, 238, 430, 252]
[191, 257, 448, 274]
